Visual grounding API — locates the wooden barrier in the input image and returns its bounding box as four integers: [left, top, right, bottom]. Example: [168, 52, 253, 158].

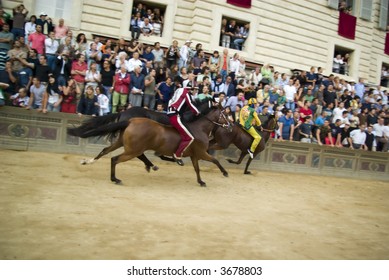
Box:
[1, 106, 388, 181]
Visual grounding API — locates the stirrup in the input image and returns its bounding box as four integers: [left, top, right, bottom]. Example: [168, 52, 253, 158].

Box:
[173, 154, 184, 166]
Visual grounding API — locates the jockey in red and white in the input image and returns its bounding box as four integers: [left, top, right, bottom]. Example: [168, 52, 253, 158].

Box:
[167, 87, 200, 166]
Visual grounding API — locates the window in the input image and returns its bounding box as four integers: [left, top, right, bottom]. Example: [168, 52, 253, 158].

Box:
[333, 46, 354, 76]
[130, 1, 166, 38]
[380, 62, 389, 87]
[379, 0, 389, 30]
[35, 0, 73, 21]
[220, 17, 250, 51]
[360, 0, 372, 21]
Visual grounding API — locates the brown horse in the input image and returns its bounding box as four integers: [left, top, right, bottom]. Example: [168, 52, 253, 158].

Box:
[209, 115, 277, 174]
[68, 104, 232, 186]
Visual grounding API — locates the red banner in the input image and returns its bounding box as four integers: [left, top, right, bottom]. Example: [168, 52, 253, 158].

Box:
[338, 11, 356, 40]
[385, 33, 389, 55]
[227, 0, 251, 8]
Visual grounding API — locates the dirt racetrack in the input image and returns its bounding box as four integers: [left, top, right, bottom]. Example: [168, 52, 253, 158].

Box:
[0, 149, 388, 260]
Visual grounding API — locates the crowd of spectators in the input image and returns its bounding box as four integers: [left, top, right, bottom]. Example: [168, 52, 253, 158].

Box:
[0, 3, 388, 153]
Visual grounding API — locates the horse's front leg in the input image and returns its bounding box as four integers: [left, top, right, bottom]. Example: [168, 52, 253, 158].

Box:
[244, 158, 253, 174]
[190, 156, 206, 187]
[227, 151, 246, 165]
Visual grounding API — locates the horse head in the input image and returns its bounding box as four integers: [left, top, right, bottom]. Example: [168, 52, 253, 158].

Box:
[263, 114, 278, 132]
[202, 102, 233, 132]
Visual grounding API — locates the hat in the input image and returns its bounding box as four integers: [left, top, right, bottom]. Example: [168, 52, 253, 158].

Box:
[40, 12, 47, 16]
[349, 79, 355, 83]
[185, 40, 192, 44]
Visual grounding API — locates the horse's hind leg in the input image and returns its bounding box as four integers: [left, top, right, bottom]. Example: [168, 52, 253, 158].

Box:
[137, 153, 159, 172]
[227, 151, 246, 165]
[81, 138, 123, 165]
[110, 153, 135, 184]
[190, 156, 206, 187]
[200, 152, 229, 178]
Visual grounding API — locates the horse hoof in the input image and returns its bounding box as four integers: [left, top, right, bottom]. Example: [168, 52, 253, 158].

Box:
[152, 166, 159, 171]
[244, 171, 252, 175]
[145, 166, 151, 173]
[111, 178, 122, 185]
[223, 172, 229, 177]
[199, 181, 206, 187]
[226, 159, 233, 163]
[80, 159, 87, 165]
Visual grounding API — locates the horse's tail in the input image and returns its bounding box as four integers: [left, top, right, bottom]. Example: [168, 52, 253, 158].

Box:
[67, 114, 128, 138]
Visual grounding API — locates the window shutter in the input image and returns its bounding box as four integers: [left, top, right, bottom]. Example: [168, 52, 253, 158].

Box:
[379, 0, 389, 30]
[328, 0, 339, 9]
[360, 0, 373, 20]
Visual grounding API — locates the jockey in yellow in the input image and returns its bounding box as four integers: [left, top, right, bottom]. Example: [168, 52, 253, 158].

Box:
[239, 98, 262, 158]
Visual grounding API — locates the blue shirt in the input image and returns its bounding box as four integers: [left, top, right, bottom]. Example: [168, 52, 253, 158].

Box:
[279, 115, 294, 138]
[225, 96, 244, 112]
[130, 72, 145, 92]
[315, 115, 325, 126]
[157, 82, 174, 103]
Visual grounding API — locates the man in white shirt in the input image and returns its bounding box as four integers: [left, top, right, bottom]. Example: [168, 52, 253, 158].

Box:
[229, 53, 240, 81]
[140, 18, 154, 37]
[45, 31, 59, 72]
[332, 102, 347, 123]
[373, 117, 388, 152]
[283, 79, 297, 111]
[350, 124, 367, 150]
[128, 52, 143, 73]
[178, 40, 191, 70]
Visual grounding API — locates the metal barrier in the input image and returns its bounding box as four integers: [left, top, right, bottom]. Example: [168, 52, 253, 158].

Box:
[1, 106, 388, 181]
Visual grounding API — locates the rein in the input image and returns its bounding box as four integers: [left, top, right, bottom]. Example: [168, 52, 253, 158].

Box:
[204, 109, 231, 130]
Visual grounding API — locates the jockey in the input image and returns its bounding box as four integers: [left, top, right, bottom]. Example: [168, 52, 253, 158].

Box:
[239, 97, 262, 159]
[167, 87, 200, 166]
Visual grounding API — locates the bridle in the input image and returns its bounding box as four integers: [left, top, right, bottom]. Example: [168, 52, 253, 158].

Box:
[205, 108, 233, 131]
[262, 117, 277, 133]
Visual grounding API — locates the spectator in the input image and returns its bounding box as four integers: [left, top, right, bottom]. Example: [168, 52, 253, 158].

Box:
[299, 100, 313, 122]
[77, 85, 98, 116]
[354, 78, 365, 100]
[366, 108, 378, 126]
[24, 15, 37, 44]
[8, 40, 27, 74]
[225, 91, 244, 114]
[333, 54, 344, 74]
[364, 125, 375, 151]
[283, 78, 296, 111]
[86, 42, 102, 70]
[373, 117, 388, 152]
[156, 76, 174, 109]
[12, 4, 28, 39]
[129, 65, 145, 107]
[35, 55, 50, 84]
[10, 87, 29, 107]
[128, 51, 143, 73]
[85, 61, 101, 90]
[350, 124, 367, 150]
[140, 17, 154, 37]
[278, 108, 294, 141]
[165, 39, 179, 69]
[61, 78, 79, 114]
[152, 42, 164, 68]
[54, 50, 72, 87]
[75, 33, 88, 56]
[330, 119, 343, 146]
[323, 84, 337, 108]
[220, 18, 229, 48]
[208, 50, 220, 80]
[143, 68, 157, 110]
[219, 48, 230, 82]
[0, 23, 14, 51]
[299, 115, 313, 143]
[233, 23, 249, 50]
[130, 12, 142, 40]
[54, 18, 69, 42]
[71, 53, 88, 97]
[229, 53, 240, 81]
[316, 119, 333, 146]
[27, 77, 46, 110]
[28, 25, 45, 55]
[178, 40, 191, 70]
[42, 74, 63, 113]
[45, 31, 59, 71]
[96, 85, 109, 116]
